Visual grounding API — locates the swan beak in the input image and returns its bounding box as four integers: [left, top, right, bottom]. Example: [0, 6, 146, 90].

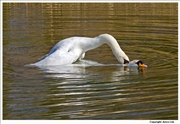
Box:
[139, 63, 148, 68]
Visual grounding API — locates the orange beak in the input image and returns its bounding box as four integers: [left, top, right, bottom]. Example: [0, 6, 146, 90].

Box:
[139, 63, 148, 67]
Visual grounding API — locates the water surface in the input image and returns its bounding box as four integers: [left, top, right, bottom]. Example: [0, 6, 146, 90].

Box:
[3, 3, 178, 119]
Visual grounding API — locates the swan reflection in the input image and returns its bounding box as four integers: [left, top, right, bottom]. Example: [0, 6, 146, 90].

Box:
[35, 60, 144, 80]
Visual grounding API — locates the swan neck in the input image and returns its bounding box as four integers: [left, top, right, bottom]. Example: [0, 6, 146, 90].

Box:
[98, 34, 129, 63]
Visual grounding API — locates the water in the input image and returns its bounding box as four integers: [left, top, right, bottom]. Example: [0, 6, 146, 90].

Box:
[3, 3, 178, 120]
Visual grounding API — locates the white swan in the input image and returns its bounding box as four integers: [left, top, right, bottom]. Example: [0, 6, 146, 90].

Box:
[32, 34, 130, 66]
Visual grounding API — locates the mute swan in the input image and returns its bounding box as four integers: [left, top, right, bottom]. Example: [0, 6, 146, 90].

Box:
[32, 34, 130, 66]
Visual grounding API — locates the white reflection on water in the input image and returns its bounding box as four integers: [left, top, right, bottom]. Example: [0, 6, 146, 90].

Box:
[31, 59, 142, 79]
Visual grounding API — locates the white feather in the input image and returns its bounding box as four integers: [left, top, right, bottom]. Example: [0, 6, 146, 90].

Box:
[31, 34, 129, 66]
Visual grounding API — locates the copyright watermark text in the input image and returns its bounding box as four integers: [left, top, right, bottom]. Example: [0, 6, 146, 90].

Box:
[150, 121, 174, 123]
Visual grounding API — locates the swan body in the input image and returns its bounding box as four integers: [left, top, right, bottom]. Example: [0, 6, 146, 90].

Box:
[32, 34, 129, 66]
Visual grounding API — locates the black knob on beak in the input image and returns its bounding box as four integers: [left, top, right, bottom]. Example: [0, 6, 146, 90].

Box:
[124, 59, 129, 64]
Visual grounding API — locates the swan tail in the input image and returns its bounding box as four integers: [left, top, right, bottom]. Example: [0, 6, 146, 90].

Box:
[38, 54, 48, 60]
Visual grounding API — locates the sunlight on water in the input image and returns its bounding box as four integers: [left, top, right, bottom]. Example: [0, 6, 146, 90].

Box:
[3, 3, 177, 120]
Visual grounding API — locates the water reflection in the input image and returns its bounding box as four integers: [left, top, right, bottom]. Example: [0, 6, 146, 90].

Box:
[3, 3, 177, 120]
[33, 60, 144, 80]
[34, 61, 147, 119]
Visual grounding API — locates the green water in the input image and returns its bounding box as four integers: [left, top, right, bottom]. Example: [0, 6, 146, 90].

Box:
[3, 3, 178, 119]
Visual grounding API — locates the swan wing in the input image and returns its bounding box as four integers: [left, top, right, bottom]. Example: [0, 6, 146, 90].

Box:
[38, 39, 69, 60]
[33, 36, 98, 66]
[37, 39, 70, 61]
[34, 48, 81, 66]
[47, 38, 71, 56]
[34, 37, 83, 66]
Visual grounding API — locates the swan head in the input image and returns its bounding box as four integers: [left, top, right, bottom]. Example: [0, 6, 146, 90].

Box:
[136, 60, 148, 67]
[125, 60, 148, 67]
[118, 56, 129, 65]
